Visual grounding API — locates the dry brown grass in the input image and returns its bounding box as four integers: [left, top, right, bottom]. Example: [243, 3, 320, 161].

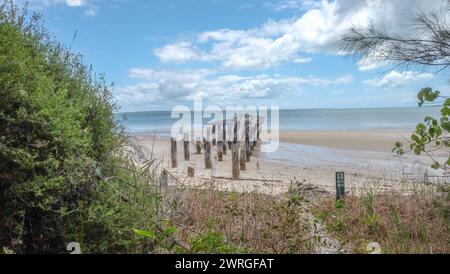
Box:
[313, 182, 450, 254]
[153, 181, 319, 254]
[126, 152, 449, 254]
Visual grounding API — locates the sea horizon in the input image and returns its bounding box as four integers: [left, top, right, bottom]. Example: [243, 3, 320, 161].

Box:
[116, 105, 439, 115]
[118, 106, 442, 134]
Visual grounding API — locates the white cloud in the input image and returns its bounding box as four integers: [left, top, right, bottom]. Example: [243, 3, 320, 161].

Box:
[128, 68, 214, 81]
[66, 0, 86, 7]
[114, 83, 161, 105]
[265, 0, 322, 11]
[357, 57, 389, 72]
[84, 5, 98, 16]
[23, 0, 102, 17]
[363, 71, 434, 88]
[115, 68, 354, 108]
[292, 57, 313, 64]
[335, 74, 354, 84]
[154, 41, 201, 63]
[28, 0, 88, 8]
[154, 0, 448, 71]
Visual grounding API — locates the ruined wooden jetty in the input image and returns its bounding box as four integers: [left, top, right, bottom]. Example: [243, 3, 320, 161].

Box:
[170, 113, 263, 181]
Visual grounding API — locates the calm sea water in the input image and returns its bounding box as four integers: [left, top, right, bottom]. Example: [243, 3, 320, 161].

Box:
[117, 107, 441, 135]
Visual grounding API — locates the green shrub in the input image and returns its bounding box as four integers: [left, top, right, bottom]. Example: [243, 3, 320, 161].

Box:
[0, 1, 124, 253]
[187, 231, 246, 254]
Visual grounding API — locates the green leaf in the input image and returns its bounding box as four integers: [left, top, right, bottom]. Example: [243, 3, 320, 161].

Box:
[441, 121, 450, 132]
[164, 226, 177, 237]
[134, 229, 156, 239]
[418, 87, 440, 107]
[444, 98, 450, 106]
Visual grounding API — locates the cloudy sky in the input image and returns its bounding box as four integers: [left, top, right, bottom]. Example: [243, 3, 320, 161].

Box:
[25, 0, 449, 112]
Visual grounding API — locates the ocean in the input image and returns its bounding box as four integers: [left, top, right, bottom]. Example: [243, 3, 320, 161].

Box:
[118, 106, 446, 178]
[117, 107, 441, 135]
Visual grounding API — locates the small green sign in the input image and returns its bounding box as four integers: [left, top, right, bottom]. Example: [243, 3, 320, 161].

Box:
[336, 172, 345, 200]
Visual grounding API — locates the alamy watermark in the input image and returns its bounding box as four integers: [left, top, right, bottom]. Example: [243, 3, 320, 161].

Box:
[170, 96, 280, 153]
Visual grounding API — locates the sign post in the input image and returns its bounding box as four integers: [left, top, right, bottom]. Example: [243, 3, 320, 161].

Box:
[336, 172, 345, 200]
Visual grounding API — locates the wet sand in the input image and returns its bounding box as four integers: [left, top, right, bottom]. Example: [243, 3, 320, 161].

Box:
[279, 130, 413, 153]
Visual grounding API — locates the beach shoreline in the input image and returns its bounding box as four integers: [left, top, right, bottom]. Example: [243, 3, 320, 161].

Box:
[278, 130, 413, 153]
[132, 129, 414, 153]
[125, 129, 444, 196]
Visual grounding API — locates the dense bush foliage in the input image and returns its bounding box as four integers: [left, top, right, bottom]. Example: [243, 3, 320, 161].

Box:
[0, 2, 125, 253]
[394, 88, 450, 171]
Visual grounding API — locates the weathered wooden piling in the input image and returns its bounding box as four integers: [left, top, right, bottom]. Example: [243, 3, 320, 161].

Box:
[240, 145, 246, 171]
[235, 116, 241, 164]
[160, 170, 168, 188]
[188, 166, 195, 177]
[183, 134, 190, 161]
[231, 143, 240, 180]
[217, 141, 223, 161]
[251, 124, 256, 152]
[227, 119, 234, 150]
[251, 116, 257, 151]
[245, 113, 251, 161]
[212, 125, 216, 146]
[222, 119, 227, 155]
[196, 140, 202, 154]
[170, 138, 177, 168]
[222, 142, 227, 155]
[204, 140, 212, 169]
[257, 113, 260, 141]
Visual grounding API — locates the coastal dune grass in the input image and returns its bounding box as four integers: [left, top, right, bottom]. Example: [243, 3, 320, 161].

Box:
[157, 182, 317, 254]
[313, 181, 450, 254]
[120, 161, 319, 254]
[80, 155, 450, 254]
[75, 149, 320, 254]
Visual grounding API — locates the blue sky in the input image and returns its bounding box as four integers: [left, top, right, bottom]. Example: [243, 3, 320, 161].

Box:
[24, 0, 450, 112]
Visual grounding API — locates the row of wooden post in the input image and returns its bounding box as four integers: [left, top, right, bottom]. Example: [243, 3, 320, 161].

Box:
[170, 114, 260, 180]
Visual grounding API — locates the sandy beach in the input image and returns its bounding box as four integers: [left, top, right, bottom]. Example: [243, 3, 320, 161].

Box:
[128, 130, 445, 196]
[279, 130, 413, 153]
